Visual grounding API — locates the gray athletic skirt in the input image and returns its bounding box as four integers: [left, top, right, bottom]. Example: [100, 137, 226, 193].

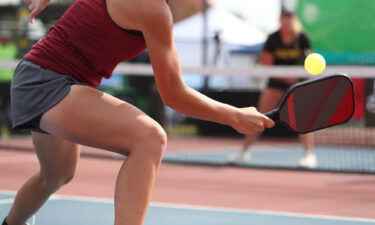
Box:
[11, 60, 87, 133]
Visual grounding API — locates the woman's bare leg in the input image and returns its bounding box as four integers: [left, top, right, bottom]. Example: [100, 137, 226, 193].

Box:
[40, 85, 167, 225]
[299, 133, 314, 154]
[298, 133, 317, 168]
[5, 132, 80, 225]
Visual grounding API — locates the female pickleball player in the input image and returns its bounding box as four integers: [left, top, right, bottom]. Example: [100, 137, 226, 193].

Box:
[228, 7, 316, 168]
[2, 0, 274, 225]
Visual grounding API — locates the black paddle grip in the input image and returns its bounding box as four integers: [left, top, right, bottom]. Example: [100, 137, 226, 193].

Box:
[264, 109, 280, 121]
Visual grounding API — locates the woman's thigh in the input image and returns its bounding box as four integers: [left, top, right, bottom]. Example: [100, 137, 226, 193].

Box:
[40, 85, 166, 155]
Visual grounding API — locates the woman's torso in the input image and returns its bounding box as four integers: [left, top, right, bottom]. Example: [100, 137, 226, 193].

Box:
[265, 31, 310, 65]
[24, 0, 147, 88]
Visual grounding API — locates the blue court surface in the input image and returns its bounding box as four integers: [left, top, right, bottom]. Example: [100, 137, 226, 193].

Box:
[1, 191, 375, 225]
[164, 146, 375, 173]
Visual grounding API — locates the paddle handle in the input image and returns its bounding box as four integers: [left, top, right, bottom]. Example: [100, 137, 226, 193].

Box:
[264, 109, 280, 121]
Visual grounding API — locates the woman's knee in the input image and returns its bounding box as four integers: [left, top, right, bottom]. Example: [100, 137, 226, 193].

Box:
[131, 124, 167, 160]
[39, 167, 76, 193]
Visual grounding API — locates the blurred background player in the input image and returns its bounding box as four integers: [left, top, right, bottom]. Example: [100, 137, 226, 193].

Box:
[229, 7, 317, 168]
[0, 29, 18, 138]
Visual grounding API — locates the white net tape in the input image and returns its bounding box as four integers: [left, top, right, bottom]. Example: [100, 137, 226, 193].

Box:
[1, 60, 375, 78]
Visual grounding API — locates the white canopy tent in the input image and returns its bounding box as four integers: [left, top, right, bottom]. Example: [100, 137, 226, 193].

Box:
[173, 7, 266, 45]
[173, 6, 266, 67]
[173, 7, 267, 90]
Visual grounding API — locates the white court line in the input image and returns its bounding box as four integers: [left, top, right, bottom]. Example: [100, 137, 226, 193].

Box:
[0, 155, 37, 163]
[0, 199, 14, 204]
[152, 202, 375, 223]
[1, 190, 373, 223]
[0, 192, 59, 205]
[1, 190, 375, 223]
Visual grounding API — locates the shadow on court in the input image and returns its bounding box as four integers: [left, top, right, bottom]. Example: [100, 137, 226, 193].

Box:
[1, 192, 375, 225]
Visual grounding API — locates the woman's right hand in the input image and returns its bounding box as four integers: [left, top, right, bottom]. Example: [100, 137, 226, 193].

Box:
[23, 0, 50, 23]
[232, 107, 275, 135]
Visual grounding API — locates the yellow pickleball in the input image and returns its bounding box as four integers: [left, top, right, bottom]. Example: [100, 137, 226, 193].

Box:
[304, 53, 326, 75]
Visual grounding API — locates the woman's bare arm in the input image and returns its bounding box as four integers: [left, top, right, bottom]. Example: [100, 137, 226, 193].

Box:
[109, 0, 274, 134]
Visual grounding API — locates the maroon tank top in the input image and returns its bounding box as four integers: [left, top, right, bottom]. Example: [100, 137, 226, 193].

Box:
[24, 0, 150, 88]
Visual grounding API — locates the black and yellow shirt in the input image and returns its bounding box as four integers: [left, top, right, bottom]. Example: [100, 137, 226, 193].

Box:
[263, 31, 311, 65]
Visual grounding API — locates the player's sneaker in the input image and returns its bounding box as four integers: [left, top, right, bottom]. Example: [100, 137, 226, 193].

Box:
[228, 151, 251, 164]
[299, 154, 317, 168]
[28, 215, 36, 225]
[2, 215, 35, 225]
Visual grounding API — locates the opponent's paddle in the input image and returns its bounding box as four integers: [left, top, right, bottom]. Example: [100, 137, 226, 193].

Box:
[265, 74, 355, 134]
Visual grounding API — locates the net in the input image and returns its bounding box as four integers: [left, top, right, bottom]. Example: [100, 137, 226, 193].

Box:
[0, 60, 374, 173]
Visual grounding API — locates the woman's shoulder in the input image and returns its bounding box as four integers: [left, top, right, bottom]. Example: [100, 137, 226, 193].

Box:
[299, 32, 310, 40]
[268, 30, 280, 38]
[265, 30, 281, 43]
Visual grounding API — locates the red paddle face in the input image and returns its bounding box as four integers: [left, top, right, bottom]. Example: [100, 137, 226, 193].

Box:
[278, 74, 355, 133]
